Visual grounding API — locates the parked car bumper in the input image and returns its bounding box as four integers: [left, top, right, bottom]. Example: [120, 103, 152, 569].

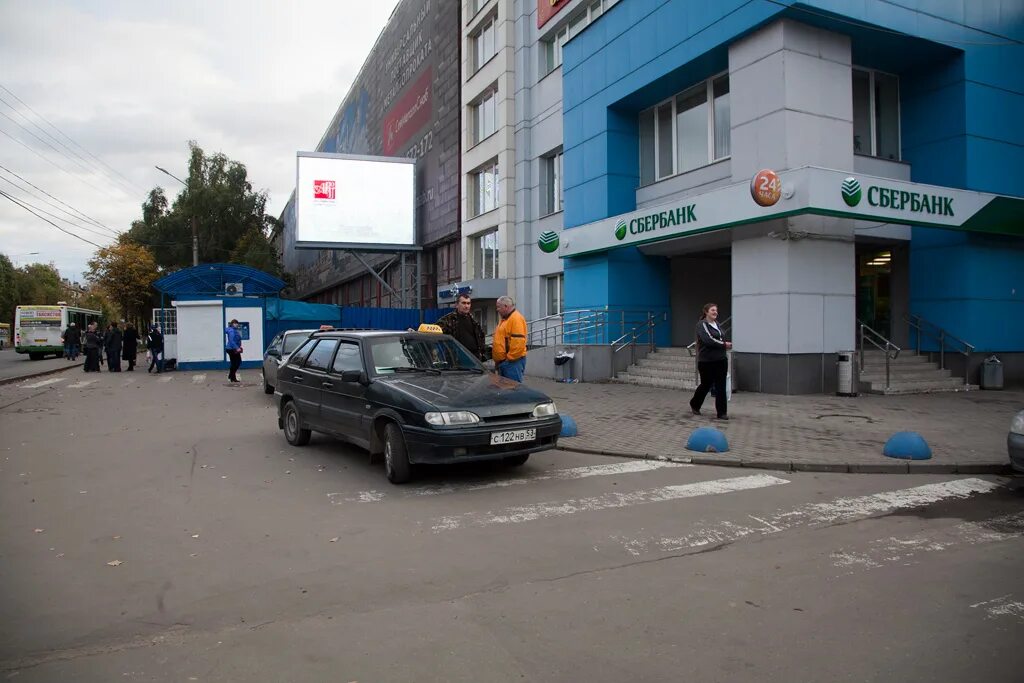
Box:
[400, 417, 562, 464]
[1009, 432, 1024, 473]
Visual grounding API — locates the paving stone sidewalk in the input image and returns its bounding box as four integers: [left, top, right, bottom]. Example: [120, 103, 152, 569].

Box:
[529, 377, 1022, 474]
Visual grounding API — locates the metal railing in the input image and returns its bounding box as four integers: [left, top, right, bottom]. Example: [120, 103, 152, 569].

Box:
[518, 309, 665, 348]
[858, 320, 901, 390]
[611, 313, 658, 366]
[905, 313, 974, 387]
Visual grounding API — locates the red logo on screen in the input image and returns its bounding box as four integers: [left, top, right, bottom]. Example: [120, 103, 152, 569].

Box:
[313, 180, 336, 200]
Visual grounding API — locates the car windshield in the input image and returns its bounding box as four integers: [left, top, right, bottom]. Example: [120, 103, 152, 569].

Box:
[283, 333, 310, 354]
[370, 336, 482, 375]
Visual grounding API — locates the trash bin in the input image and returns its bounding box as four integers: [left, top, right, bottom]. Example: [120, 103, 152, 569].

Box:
[836, 351, 857, 397]
[554, 350, 576, 383]
[981, 355, 1003, 390]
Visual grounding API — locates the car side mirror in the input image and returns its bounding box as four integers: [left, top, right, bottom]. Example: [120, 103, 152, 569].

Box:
[268, 349, 281, 358]
[341, 370, 363, 384]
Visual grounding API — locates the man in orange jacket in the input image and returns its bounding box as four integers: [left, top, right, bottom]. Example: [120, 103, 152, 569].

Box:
[492, 295, 528, 382]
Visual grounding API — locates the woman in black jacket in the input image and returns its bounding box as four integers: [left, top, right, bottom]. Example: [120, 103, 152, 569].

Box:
[122, 322, 139, 371]
[689, 302, 732, 420]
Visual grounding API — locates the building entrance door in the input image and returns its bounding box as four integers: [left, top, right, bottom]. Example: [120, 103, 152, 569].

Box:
[856, 247, 895, 340]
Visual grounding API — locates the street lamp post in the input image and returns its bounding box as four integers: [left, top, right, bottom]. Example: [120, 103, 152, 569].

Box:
[155, 165, 199, 267]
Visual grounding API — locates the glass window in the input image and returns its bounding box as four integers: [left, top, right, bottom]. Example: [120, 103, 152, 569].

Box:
[543, 151, 563, 214]
[289, 338, 316, 366]
[474, 89, 497, 143]
[676, 84, 708, 173]
[852, 68, 900, 160]
[473, 229, 499, 279]
[712, 76, 730, 160]
[472, 161, 499, 216]
[303, 339, 338, 371]
[545, 274, 564, 316]
[639, 109, 655, 186]
[331, 342, 362, 373]
[475, 16, 496, 71]
[283, 332, 309, 354]
[656, 102, 675, 179]
[370, 336, 480, 374]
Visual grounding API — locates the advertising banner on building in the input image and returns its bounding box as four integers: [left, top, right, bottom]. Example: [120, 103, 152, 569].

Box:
[538, 0, 572, 28]
[281, 0, 459, 299]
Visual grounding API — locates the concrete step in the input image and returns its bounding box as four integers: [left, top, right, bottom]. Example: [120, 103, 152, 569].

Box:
[625, 365, 699, 382]
[859, 354, 935, 366]
[636, 357, 698, 371]
[861, 377, 976, 395]
[860, 367, 952, 380]
[611, 372, 697, 391]
[648, 347, 696, 357]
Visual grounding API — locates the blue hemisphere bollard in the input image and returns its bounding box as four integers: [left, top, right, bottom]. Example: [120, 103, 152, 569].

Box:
[882, 431, 932, 460]
[686, 426, 729, 453]
[559, 414, 578, 437]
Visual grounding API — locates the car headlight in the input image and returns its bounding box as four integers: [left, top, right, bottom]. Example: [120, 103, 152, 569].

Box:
[532, 402, 558, 418]
[1011, 411, 1024, 436]
[425, 411, 481, 426]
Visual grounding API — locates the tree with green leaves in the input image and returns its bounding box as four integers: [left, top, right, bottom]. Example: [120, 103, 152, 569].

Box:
[127, 142, 284, 275]
[0, 254, 19, 329]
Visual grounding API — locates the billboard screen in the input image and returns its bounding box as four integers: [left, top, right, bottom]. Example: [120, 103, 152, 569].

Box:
[295, 153, 415, 249]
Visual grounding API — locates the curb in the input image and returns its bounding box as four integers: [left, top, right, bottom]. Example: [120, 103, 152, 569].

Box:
[556, 445, 1010, 475]
[0, 364, 78, 387]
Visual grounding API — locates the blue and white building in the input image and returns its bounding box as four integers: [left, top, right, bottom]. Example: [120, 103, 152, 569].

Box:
[496, 0, 1023, 392]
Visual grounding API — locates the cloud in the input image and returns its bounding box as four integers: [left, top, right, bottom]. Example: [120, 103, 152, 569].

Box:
[0, 0, 400, 283]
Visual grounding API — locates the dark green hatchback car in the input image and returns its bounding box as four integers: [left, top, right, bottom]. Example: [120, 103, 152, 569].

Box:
[275, 329, 562, 483]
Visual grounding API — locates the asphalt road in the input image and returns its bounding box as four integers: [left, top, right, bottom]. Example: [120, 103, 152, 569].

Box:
[1, 369, 1022, 682]
[0, 348, 76, 383]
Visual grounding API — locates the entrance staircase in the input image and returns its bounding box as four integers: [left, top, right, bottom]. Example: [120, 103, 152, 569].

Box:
[611, 347, 699, 390]
[858, 350, 977, 395]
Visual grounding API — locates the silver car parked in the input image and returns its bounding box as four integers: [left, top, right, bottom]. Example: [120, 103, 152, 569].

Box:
[262, 329, 315, 394]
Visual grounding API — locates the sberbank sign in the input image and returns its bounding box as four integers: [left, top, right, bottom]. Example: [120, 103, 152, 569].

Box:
[843, 176, 954, 217]
[615, 204, 697, 240]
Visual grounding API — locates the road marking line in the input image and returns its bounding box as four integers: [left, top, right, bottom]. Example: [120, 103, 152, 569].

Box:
[192, 374, 206, 384]
[158, 375, 173, 383]
[970, 594, 1024, 623]
[329, 460, 690, 505]
[431, 473, 790, 532]
[20, 377, 67, 389]
[66, 380, 98, 389]
[831, 511, 1024, 572]
[615, 478, 1003, 556]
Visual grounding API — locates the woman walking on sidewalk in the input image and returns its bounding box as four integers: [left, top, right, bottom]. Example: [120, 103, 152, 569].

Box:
[689, 302, 732, 420]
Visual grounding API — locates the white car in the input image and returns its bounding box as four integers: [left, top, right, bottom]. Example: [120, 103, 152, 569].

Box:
[262, 329, 316, 394]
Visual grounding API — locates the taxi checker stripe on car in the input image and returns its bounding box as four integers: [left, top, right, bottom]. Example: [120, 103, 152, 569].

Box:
[327, 460, 692, 504]
[430, 473, 791, 532]
[615, 478, 1003, 557]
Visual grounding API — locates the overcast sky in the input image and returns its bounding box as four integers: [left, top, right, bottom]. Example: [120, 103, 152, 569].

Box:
[0, 0, 400, 284]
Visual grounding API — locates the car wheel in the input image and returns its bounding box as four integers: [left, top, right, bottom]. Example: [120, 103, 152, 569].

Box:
[504, 454, 530, 467]
[262, 369, 274, 395]
[383, 423, 412, 484]
[283, 401, 311, 446]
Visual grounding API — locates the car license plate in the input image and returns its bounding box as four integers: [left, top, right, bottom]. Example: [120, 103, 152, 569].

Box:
[490, 428, 536, 445]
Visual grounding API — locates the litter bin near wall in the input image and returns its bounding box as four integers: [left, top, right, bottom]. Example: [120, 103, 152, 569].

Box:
[836, 351, 857, 396]
[554, 350, 576, 383]
[981, 356, 1003, 390]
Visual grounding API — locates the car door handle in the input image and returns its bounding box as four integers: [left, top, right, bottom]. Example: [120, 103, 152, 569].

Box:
[292, 376, 304, 383]
[322, 381, 334, 388]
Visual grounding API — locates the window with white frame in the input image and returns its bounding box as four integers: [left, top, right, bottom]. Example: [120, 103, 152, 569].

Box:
[542, 0, 619, 75]
[542, 150, 564, 215]
[473, 14, 497, 72]
[472, 88, 497, 144]
[471, 161, 499, 216]
[639, 74, 730, 185]
[472, 229, 500, 279]
[545, 274, 564, 316]
[852, 68, 900, 160]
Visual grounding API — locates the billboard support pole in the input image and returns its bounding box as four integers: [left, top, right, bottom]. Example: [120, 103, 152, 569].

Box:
[400, 252, 407, 308]
[347, 250, 400, 301]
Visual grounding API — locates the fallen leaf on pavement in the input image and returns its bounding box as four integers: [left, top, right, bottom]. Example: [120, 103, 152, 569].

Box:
[329, 537, 339, 543]
[33, 528, 44, 533]
[191, 534, 200, 539]
[107, 560, 122, 566]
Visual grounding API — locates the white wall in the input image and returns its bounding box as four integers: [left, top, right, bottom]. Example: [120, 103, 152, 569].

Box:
[228, 306, 264, 361]
[173, 301, 224, 363]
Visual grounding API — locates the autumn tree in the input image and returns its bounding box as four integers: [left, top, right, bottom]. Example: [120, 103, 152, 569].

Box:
[86, 239, 159, 325]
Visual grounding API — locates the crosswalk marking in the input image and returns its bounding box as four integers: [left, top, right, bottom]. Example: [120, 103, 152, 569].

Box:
[431, 473, 790, 532]
[831, 510, 1024, 573]
[192, 374, 206, 384]
[329, 460, 690, 505]
[617, 478, 1003, 556]
[970, 594, 1024, 624]
[66, 380, 98, 389]
[20, 377, 67, 389]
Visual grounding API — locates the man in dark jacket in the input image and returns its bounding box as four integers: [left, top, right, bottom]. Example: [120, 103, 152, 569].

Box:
[104, 321, 123, 372]
[147, 325, 164, 373]
[122, 322, 139, 371]
[83, 322, 102, 372]
[63, 323, 81, 361]
[436, 294, 487, 361]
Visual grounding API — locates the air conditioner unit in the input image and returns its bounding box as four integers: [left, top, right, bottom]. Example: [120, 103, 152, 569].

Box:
[224, 282, 244, 296]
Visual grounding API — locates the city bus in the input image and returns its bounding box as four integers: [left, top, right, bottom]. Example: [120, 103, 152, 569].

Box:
[0, 322, 9, 350]
[14, 304, 102, 360]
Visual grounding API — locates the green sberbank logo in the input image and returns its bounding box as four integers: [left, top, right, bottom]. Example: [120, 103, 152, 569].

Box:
[614, 220, 628, 241]
[537, 230, 559, 253]
[841, 177, 862, 207]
